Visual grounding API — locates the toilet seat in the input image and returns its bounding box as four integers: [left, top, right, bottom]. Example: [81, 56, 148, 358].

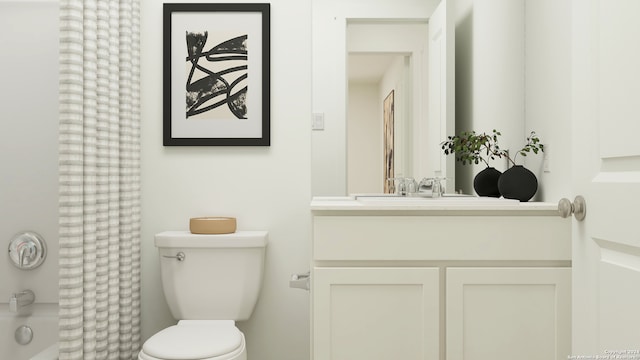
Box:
[138, 320, 245, 360]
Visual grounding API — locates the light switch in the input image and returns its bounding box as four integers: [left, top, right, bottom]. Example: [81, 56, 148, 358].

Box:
[312, 113, 325, 130]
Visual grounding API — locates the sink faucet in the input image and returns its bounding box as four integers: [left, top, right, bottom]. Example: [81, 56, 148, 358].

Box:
[418, 177, 434, 191]
[10, 290, 35, 313]
[418, 176, 445, 198]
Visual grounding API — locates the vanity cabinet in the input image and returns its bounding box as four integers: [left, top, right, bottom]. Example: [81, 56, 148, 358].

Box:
[311, 199, 571, 360]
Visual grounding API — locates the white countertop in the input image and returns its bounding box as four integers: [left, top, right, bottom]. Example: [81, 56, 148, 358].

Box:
[311, 195, 560, 215]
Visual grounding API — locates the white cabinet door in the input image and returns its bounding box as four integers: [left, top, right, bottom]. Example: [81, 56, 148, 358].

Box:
[572, 0, 640, 354]
[313, 267, 440, 360]
[446, 268, 571, 360]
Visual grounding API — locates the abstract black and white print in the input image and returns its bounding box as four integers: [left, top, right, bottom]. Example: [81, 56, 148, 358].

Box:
[185, 31, 248, 120]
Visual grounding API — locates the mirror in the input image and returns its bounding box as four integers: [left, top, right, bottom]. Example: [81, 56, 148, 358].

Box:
[348, 53, 408, 194]
[346, 21, 425, 194]
[311, 0, 453, 196]
[313, 0, 563, 198]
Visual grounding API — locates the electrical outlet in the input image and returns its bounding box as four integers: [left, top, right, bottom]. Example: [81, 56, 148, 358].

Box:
[543, 145, 550, 172]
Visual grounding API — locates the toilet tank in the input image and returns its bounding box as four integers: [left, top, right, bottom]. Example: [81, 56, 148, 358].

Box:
[155, 231, 267, 321]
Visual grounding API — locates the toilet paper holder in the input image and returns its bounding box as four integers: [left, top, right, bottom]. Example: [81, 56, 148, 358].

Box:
[289, 271, 310, 291]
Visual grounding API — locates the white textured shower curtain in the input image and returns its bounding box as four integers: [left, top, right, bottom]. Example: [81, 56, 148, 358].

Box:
[58, 0, 140, 359]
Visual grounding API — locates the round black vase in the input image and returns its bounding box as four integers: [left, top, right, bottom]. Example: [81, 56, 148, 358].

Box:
[473, 167, 502, 197]
[497, 165, 538, 202]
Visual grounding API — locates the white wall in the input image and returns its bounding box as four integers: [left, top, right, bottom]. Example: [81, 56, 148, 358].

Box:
[454, 0, 571, 201]
[473, 0, 525, 172]
[454, 0, 526, 194]
[348, 83, 382, 194]
[0, 1, 59, 304]
[524, 0, 572, 202]
[347, 53, 413, 194]
[140, 1, 312, 359]
[456, 0, 571, 202]
[454, 0, 475, 193]
[348, 22, 427, 190]
[380, 56, 412, 181]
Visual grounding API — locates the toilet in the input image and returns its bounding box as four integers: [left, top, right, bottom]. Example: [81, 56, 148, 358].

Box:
[138, 230, 268, 360]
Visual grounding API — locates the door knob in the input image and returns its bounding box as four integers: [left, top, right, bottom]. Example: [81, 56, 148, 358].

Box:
[558, 195, 586, 221]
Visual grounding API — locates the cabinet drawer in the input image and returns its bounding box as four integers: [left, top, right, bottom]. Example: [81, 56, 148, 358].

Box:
[313, 215, 571, 261]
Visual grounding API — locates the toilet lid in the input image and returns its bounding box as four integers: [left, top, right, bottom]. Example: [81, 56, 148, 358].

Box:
[142, 321, 243, 359]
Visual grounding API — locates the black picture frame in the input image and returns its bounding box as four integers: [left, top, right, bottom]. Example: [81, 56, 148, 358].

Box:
[163, 3, 270, 146]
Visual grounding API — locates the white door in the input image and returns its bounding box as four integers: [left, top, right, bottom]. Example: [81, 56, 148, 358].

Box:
[572, 0, 640, 355]
[426, 0, 455, 190]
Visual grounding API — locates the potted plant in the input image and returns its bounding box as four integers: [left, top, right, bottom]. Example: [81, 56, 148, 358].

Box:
[442, 130, 545, 201]
[496, 131, 544, 202]
[441, 130, 504, 197]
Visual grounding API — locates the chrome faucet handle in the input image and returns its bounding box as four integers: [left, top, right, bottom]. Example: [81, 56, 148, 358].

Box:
[18, 242, 36, 268]
[433, 171, 446, 196]
[405, 178, 418, 194]
[397, 179, 407, 196]
[387, 177, 406, 195]
[398, 177, 418, 196]
[163, 252, 185, 261]
[387, 177, 419, 196]
[8, 232, 47, 270]
[432, 178, 442, 198]
[436, 178, 448, 196]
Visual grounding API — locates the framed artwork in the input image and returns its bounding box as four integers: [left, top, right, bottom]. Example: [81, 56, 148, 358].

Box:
[383, 90, 394, 193]
[163, 3, 270, 146]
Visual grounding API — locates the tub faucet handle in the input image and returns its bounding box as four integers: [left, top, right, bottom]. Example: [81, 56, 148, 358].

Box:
[8, 232, 47, 270]
[18, 242, 36, 268]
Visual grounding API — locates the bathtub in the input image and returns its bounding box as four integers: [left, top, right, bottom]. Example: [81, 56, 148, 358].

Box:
[0, 303, 58, 360]
[31, 343, 58, 360]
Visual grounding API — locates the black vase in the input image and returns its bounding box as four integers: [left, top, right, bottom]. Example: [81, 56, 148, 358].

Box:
[473, 167, 502, 197]
[497, 165, 538, 202]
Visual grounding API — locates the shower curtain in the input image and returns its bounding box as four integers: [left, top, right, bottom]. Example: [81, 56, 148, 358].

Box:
[58, 0, 140, 359]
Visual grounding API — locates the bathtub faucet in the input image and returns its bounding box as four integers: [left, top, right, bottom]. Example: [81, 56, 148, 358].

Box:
[9, 290, 35, 313]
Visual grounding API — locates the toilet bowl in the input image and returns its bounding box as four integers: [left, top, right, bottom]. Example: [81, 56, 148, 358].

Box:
[139, 231, 267, 360]
[139, 321, 246, 360]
